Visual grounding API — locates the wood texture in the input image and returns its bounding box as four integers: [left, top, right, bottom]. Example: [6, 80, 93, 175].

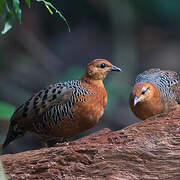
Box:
[1, 110, 180, 180]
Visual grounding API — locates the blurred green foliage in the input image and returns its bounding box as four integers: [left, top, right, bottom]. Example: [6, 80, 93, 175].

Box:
[0, 0, 70, 34]
[134, 0, 180, 25]
[0, 101, 15, 120]
[61, 66, 84, 82]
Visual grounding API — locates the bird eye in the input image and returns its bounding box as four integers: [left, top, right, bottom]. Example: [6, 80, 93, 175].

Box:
[141, 89, 146, 95]
[100, 63, 106, 68]
[141, 87, 150, 95]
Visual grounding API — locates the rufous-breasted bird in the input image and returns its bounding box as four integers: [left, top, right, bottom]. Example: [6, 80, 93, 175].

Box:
[3, 59, 121, 149]
[129, 68, 180, 120]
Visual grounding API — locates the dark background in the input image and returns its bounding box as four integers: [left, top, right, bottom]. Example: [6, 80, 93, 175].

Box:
[0, 0, 180, 153]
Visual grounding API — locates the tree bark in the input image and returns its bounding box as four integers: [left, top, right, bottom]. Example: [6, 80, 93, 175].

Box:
[1, 110, 180, 180]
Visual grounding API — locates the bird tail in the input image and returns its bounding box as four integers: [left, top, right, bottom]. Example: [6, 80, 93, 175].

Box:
[3, 120, 25, 149]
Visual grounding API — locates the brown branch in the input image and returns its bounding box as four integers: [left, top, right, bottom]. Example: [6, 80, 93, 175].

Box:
[1, 110, 180, 180]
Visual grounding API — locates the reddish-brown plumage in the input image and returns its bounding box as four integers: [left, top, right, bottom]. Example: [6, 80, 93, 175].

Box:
[129, 69, 180, 120]
[3, 59, 121, 148]
[39, 79, 107, 139]
[130, 82, 163, 120]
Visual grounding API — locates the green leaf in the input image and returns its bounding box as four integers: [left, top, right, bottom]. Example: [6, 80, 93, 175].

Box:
[36, 0, 70, 32]
[13, 0, 22, 24]
[45, 4, 53, 14]
[1, 21, 12, 34]
[1, 3, 14, 34]
[25, 0, 31, 8]
[0, 0, 5, 16]
[0, 101, 15, 119]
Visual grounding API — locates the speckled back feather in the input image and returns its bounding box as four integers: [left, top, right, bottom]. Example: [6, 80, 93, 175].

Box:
[3, 80, 93, 148]
[14, 80, 92, 120]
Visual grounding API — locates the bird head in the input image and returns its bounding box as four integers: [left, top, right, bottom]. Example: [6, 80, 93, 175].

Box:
[131, 82, 155, 106]
[85, 59, 122, 80]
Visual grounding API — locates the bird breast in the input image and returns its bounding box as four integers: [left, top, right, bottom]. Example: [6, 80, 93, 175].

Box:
[72, 86, 107, 127]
